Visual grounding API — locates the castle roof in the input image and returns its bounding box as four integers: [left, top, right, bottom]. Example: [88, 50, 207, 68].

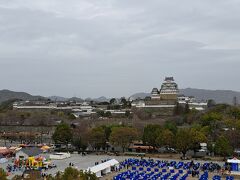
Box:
[165, 77, 174, 81]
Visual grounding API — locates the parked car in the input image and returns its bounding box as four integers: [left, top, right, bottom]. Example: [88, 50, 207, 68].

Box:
[158, 147, 177, 153]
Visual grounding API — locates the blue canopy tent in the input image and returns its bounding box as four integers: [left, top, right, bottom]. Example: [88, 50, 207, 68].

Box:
[227, 158, 240, 172]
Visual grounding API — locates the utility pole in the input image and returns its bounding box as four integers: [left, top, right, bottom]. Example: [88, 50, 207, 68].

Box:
[3, 131, 6, 146]
[233, 96, 238, 106]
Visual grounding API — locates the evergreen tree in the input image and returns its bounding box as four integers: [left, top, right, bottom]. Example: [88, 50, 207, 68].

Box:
[184, 103, 190, 114]
[52, 123, 73, 147]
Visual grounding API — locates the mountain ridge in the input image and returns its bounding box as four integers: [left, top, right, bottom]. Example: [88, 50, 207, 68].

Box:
[0, 89, 46, 103]
[179, 88, 240, 104]
[0, 88, 240, 104]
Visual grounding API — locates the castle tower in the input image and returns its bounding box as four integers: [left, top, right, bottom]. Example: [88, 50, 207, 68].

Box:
[151, 88, 160, 99]
[159, 77, 179, 101]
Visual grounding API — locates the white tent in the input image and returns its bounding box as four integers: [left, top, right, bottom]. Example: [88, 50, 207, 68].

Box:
[49, 152, 71, 160]
[227, 158, 240, 164]
[227, 157, 240, 172]
[88, 159, 119, 178]
[107, 159, 119, 167]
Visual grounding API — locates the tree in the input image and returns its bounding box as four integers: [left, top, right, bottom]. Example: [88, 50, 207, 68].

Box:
[156, 129, 175, 147]
[68, 114, 76, 120]
[13, 171, 41, 180]
[57, 111, 65, 117]
[62, 167, 80, 180]
[144, 96, 151, 101]
[207, 99, 216, 108]
[120, 97, 131, 108]
[190, 129, 207, 156]
[207, 142, 215, 154]
[110, 127, 138, 152]
[0, 168, 7, 180]
[97, 110, 105, 117]
[143, 125, 162, 148]
[175, 128, 193, 157]
[199, 125, 211, 136]
[110, 98, 116, 105]
[236, 121, 240, 130]
[228, 107, 240, 120]
[89, 100, 94, 106]
[72, 122, 89, 151]
[52, 123, 73, 146]
[72, 137, 87, 152]
[79, 170, 97, 180]
[0, 99, 19, 112]
[100, 125, 111, 141]
[120, 97, 127, 106]
[125, 110, 131, 118]
[89, 127, 106, 150]
[225, 130, 240, 150]
[105, 111, 112, 118]
[184, 103, 190, 114]
[175, 127, 207, 156]
[44, 167, 97, 180]
[224, 119, 236, 129]
[201, 112, 223, 141]
[173, 102, 184, 116]
[164, 121, 178, 135]
[201, 112, 222, 127]
[214, 136, 233, 157]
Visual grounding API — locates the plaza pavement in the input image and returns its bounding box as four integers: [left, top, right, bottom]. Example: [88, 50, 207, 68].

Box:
[1, 153, 225, 179]
[1, 154, 129, 179]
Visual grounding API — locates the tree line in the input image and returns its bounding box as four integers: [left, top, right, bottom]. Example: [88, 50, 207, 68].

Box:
[53, 103, 240, 158]
[52, 123, 139, 153]
[0, 167, 97, 180]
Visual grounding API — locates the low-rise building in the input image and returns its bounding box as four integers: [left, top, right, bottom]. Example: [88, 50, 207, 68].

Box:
[16, 147, 42, 159]
[178, 95, 207, 111]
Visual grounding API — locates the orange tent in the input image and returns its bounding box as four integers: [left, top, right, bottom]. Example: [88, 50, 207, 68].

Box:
[41, 146, 51, 151]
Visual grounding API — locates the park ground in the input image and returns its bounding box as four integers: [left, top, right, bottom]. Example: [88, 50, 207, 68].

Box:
[1, 153, 229, 179]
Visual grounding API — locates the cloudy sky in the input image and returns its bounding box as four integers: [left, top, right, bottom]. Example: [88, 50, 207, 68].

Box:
[0, 0, 240, 98]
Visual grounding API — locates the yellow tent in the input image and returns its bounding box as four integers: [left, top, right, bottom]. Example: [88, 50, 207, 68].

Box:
[41, 146, 51, 151]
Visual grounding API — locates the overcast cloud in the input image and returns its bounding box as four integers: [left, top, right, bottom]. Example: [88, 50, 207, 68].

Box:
[0, 0, 240, 98]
